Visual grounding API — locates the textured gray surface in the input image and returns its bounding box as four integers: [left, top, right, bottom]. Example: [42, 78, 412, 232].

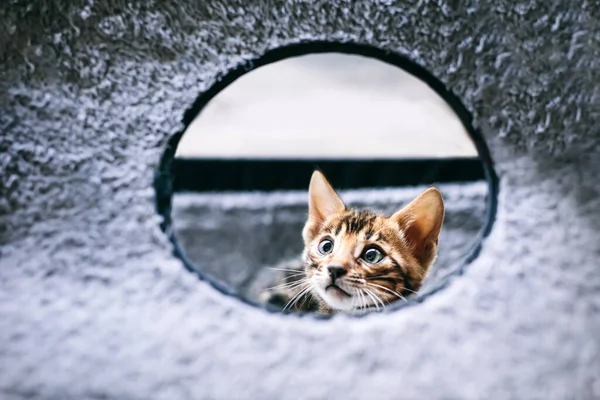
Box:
[1, 1, 600, 399]
[172, 181, 487, 304]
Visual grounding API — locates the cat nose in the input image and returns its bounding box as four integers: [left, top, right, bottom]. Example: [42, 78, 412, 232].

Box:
[327, 265, 347, 282]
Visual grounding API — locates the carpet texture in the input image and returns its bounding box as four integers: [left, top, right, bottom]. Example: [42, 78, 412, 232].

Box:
[1, 1, 600, 399]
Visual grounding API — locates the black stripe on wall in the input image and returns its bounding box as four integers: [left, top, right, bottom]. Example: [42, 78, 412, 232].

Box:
[168, 157, 486, 193]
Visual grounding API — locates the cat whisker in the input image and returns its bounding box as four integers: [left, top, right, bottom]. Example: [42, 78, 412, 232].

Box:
[368, 288, 388, 311]
[350, 289, 359, 314]
[399, 287, 418, 295]
[358, 289, 367, 309]
[366, 282, 409, 303]
[267, 267, 306, 273]
[270, 276, 308, 285]
[358, 289, 372, 313]
[282, 283, 313, 312]
[352, 288, 361, 312]
[351, 288, 365, 314]
[263, 278, 309, 291]
[282, 287, 306, 311]
[366, 276, 419, 295]
[278, 279, 308, 299]
[298, 286, 315, 310]
[362, 288, 382, 312]
[366, 275, 395, 280]
[297, 284, 316, 310]
[358, 289, 366, 311]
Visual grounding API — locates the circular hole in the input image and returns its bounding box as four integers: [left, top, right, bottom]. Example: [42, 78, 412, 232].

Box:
[155, 42, 498, 315]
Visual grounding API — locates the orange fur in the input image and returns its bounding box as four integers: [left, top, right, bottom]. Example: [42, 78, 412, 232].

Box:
[303, 171, 444, 313]
[262, 171, 444, 314]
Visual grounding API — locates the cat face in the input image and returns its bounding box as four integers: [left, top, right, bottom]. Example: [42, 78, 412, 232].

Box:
[302, 171, 445, 313]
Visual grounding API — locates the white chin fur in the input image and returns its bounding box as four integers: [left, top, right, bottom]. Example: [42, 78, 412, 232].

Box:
[314, 287, 356, 312]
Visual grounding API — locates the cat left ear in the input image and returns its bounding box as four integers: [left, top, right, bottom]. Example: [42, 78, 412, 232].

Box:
[302, 170, 345, 244]
[391, 188, 445, 259]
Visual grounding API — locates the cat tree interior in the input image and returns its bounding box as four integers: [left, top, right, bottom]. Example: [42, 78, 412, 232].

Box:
[172, 181, 488, 306]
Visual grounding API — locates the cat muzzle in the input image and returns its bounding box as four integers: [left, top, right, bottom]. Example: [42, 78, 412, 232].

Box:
[325, 284, 351, 297]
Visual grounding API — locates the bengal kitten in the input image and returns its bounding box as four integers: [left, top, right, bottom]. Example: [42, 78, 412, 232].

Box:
[262, 170, 445, 314]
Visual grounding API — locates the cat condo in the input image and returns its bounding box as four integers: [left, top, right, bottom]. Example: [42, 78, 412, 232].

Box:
[157, 43, 496, 313]
[7, 0, 598, 396]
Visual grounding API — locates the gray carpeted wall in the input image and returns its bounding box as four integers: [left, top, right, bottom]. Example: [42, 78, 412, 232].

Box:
[1, 1, 599, 399]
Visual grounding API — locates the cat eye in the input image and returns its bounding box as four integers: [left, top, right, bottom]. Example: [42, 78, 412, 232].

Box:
[362, 247, 385, 264]
[318, 238, 334, 255]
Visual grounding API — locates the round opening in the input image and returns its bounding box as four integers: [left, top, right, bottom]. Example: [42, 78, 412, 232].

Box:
[155, 42, 498, 316]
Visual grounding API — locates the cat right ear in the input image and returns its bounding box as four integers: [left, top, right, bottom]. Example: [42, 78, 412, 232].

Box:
[391, 187, 445, 263]
[302, 170, 345, 244]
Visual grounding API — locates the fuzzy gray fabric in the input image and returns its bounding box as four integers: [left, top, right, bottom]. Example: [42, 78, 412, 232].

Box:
[1, 1, 600, 399]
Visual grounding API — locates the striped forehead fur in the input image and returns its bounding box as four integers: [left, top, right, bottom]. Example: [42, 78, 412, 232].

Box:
[324, 210, 407, 246]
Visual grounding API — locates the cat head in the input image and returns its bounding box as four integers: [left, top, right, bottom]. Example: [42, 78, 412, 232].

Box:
[302, 170, 445, 313]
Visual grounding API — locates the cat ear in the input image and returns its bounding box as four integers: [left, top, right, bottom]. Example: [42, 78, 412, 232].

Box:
[302, 171, 345, 243]
[391, 188, 445, 259]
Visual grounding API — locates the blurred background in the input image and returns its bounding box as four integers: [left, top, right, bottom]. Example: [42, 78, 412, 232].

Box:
[177, 53, 477, 159]
[170, 53, 489, 308]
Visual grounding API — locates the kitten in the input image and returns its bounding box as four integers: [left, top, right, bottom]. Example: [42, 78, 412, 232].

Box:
[262, 170, 445, 314]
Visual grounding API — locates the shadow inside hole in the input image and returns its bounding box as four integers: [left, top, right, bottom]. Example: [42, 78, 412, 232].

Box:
[156, 44, 498, 315]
